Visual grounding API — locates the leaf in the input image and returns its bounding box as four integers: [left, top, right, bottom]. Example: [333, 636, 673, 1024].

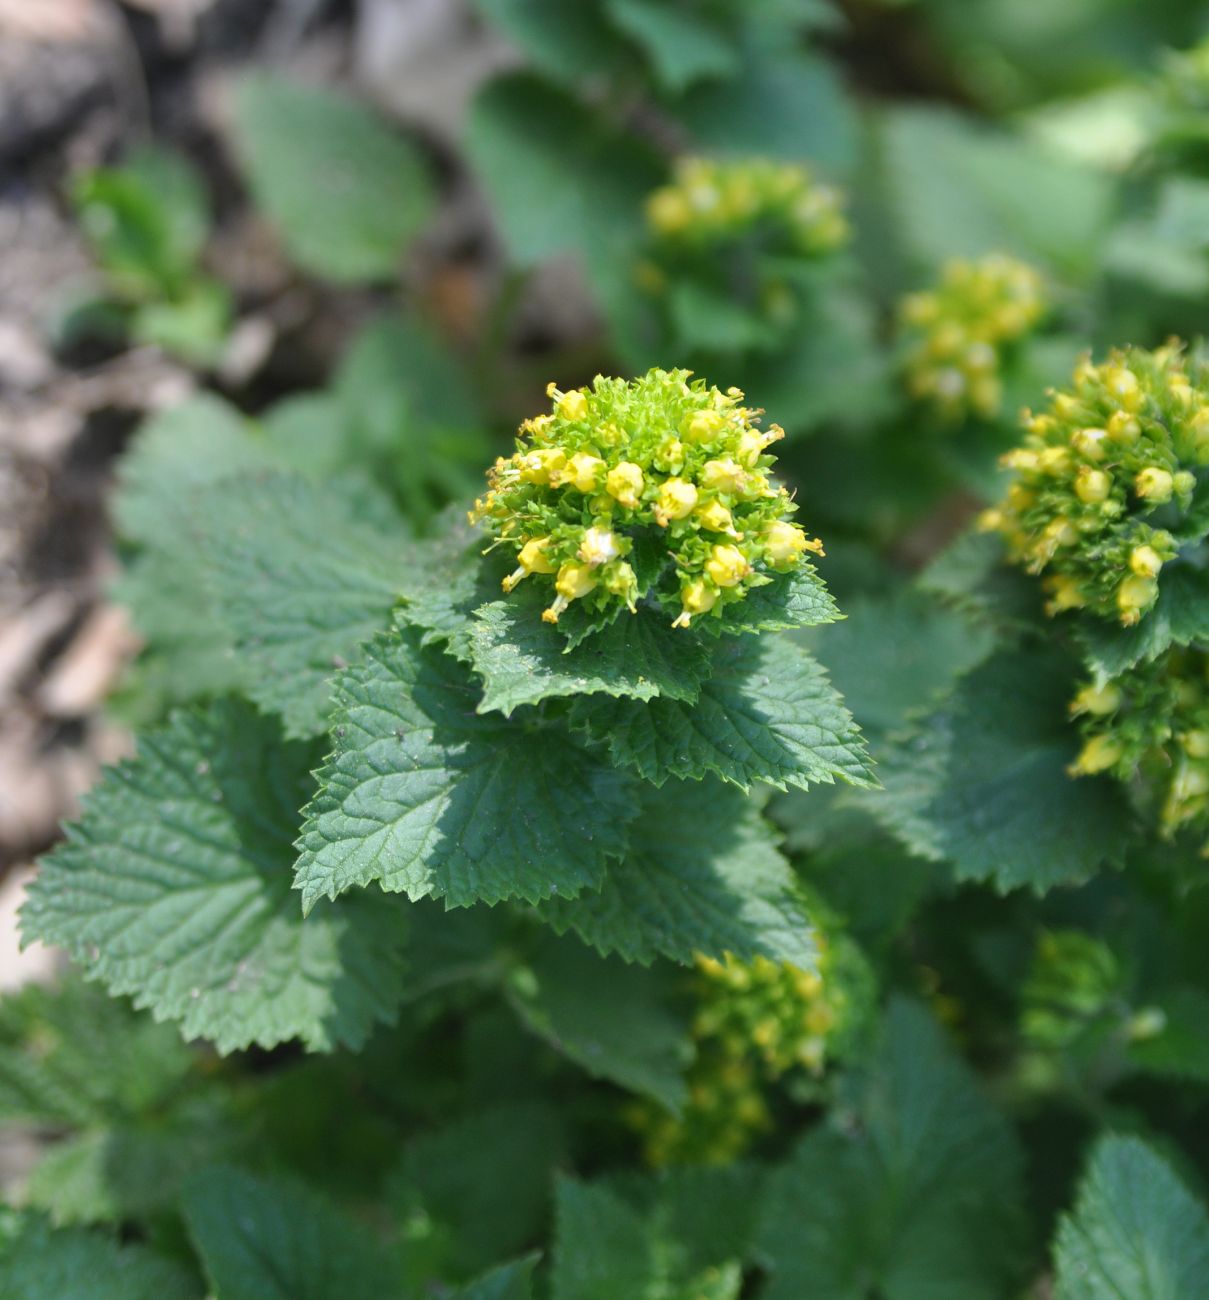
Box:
[1076, 565, 1209, 681]
[695, 565, 840, 638]
[0, 1214, 201, 1300]
[188, 471, 410, 738]
[873, 646, 1132, 893]
[183, 1167, 401, 1300]
[879, 106, 1113, 281]
[465, 74, 660, 272]
[916, 528, 1043, 633]
[391, 1101, 562, 1276]
[552, 1179, 656, 1300]
[757, 998, 1030, 1300]
[470, 0, 630, 85]
[605, 0, 737, 92]
[229, 75, 434, 282]
[294, 628, 636, 910]
[507, 936, 691, 1110]
[468, 595, 712, 717]
[456, 1257, 540, 1300]
[572, 635, 875, 793]
[22, 701, 406, 1053]
[1054, 1134, 1209, 1300]
[540, 779, 816, 968]
[674, 48, 857, 172]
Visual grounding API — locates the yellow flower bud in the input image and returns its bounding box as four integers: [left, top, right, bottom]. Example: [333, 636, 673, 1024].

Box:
[1174, 470, 1196, 497]
[1130, 545, 1164, 578]
[542, 563, 598, 624]
[501, 537, 558, 591]
[763, 520, 811, 568]
[557, 389, 589, 422]
[696, 500, 739, 536]
[603, 561, 637, 610]
[684, 408, 726, 443]
[654, 478, 698, 525]
[1071, 683, 1121, 716]
[654, 438, 684, 472]
[1135, 467, 1174, 503]
[1107, 411, 1140, 442]
[519, 448, 567, 484]
[646, 187, 692, 234]
[1105, 366, 1142, 411]
[1118, 574, 1158, 624]
[1044, 575, 1086, 614]
[1075, 468, 1111, 503]
[700, 458, 747, 495]
[577, 527, 621, 568]
[560, 451, 605, 493]
[1069, 733, 1124, 776]
[1000, 448, 1040, 473]
[1037, 446, 1072, 475]
[605, 461, 644, 509]
[671, 579, 718, 628]
[1070, 427, 1108, 459]
[706, 544, 751, 588]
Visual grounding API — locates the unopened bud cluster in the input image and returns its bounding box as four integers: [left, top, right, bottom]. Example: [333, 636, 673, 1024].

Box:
[630, 947, 852, 1166]
[645, 157, 849, 257]
[471, 368, 822, 629]
[1068, 649, 1209, 847]
[983, 344, 1209, 627]
[899, 254, 1046, 421]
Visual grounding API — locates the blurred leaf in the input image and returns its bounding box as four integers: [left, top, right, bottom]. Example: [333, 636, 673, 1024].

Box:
[606, 0, 737, 92]
[230, 75, 434, 282]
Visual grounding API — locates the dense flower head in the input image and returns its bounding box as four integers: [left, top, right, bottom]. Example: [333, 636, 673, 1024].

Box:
[470, 368, 822, 628]
[644, 157, 849, 256]
[1069, 648, 1209, 846]
[899, 254, 1047, 421]
[629, 944, 860, 1166]
[983, 343, 1209, 626]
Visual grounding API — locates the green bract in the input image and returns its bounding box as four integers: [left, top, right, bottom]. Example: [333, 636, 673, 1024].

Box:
[472, 368, 823, 628]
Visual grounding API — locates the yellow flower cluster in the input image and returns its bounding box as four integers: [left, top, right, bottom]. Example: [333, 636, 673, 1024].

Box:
[471, 369, 822, 629]
[983, 344, 1209, 626]
[630, 948, 850, 1166]
[1068, 649, 1209, 847]
[645, 157, 849, 256]
[899, 254, 1047, 421]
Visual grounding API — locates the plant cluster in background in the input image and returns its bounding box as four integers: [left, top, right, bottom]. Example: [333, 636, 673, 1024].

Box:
[8, 0, 1209, 1296]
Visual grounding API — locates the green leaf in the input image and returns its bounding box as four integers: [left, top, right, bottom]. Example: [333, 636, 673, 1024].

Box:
[22, 701, 406, 1053]
[294, 628, 636, 910]
[456, 1257, 540, 1300]
[466, 75, 660, 272]
[695, 566, 840, 638]
[1076, 565, 1209, 681]
[0, 1214, 200, 1300]
[916, 528, 1043, 633]
[183, 1167, 401, 1300]
[1054, 1134, 1209, 1300]
[572, 635, 875, 792]
[468, 596, 712, 717]
[188, 471, 410, 738]
[392, 1101, 562, 1276]
[551, 1178, 659, 1300]
[229, 75, 433, 283]
[540, 779, 816, 968]
[507, 936, 691, 1110]
[757, 998, 1029, 1300]
[606, 0, 737, 92]
[874, 646, 1132, 893]
[879, 106, 1113, 281]
[470, 0, 630, 85]
[674, 48, 857, 172]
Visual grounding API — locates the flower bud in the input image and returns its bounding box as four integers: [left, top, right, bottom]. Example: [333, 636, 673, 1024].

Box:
[557, 389, 589, 422]
[701, 458, 747, 495]
[763, 520, 812, 568]
[605, 461, 644, 509]
[1069, 733, 1124, 776]
[1129, 545, 1164, 578]
[1184, 731, 1209, 759]
[671, 579, 719, 628]
[696, 500, 740, 536]
[502, 537, 558, 591]
[684, 409, 726, 443]
[1107, 411, 1140, 442]
[1071, 683, 1121, 716]
[578, 527, 621, 568]
[1075, 468, 1111, 503]
[1174, 469, 1197, 497]
[560, 452, 605, 493]
[1118, 574, 1158, 624]
[654, 478, 698, 525]
[1070, 427, 1108, 459]
[519, 448, 567, 484]
[706, 544, 751, 588]
[1135, 467, 1174, 503]
[1105, 366, 1142, 411]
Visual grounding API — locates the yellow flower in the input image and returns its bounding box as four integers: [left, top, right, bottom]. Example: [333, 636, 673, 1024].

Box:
[1070, 683, 1122, 717]
[1118, 574, 1158, 624]
[700, 458, 748, 495]
[684, 408, 726, 443]
[654, 478, 699, 526]
[501, 537, 558, 592]
[1135, 467, 1174, 503]
[542, 563, 599, 624]
[605, 461, 645, 509]
[559, 451, 606, 493]
[763, 520, 820, 568]
[577, 527, 621, 568]
[557, 389, 589, 422]
[1069, 733, 1124, 776]
[1129, 545, 1164, 578]
[706, 544, 750, 588]
[1075, 468, 1111, 504]
[695, 500, 740, 537]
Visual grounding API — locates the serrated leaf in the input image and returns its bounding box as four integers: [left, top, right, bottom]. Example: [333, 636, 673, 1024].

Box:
[295, 628, 636, 910]
[1076, 565, 1209, 681]
[757, 998, 1029, 1300]
[1054, 1135, 1209, 1300]
[229, 75, 433, 282]
[0, 1214, 201, 1300]
[551, 1178, 658, 1300]
[696, 566, 840, 638]
[183, 1167, 401, 1300]
[540, 779, 816, 967]
[188, 471, 410, 737]
[508, 936, 691, 1111]
[572, 635, 874, 793]
[22, 702, 406, 1053]
[873, 647, 1132, 893]
[391, 1101, 562, 1277]
[468, 595, 711, 717]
